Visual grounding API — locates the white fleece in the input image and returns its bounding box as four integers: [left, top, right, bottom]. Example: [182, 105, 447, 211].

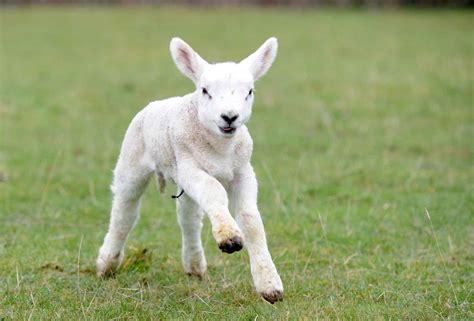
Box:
[97, 37, 283, 303]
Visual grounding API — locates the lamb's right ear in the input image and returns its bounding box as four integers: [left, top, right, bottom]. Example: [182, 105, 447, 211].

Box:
[170, 38, 208, 83]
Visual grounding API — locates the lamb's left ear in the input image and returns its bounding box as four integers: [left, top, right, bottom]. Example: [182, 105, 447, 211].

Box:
[170, 37, 209, 83]
[239, 37, 278, 81]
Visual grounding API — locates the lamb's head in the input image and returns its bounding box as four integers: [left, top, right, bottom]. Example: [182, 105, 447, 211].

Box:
[170, 37, 278, 138]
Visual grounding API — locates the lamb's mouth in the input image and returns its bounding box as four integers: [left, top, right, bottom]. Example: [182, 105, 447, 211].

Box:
[219, 126, 236, 135]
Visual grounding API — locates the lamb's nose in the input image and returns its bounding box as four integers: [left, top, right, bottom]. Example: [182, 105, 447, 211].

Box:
[221, 114, 239, 125]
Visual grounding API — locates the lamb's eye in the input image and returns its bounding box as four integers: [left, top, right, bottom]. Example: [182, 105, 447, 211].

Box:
[202, 88, 211, 98]
[245, 88, 253, 100]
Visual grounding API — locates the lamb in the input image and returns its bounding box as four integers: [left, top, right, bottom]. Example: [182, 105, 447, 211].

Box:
[96, 37, 284, 303]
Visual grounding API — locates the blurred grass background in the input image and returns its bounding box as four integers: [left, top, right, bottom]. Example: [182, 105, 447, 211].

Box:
[0, 6, 473, 319]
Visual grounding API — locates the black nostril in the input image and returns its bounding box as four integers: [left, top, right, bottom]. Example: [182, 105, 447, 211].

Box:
[221, 114, 239, 124]
[221, 114, 230, 123]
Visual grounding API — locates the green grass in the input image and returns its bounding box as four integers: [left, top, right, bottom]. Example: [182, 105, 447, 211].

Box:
[0, 6, 473, 319]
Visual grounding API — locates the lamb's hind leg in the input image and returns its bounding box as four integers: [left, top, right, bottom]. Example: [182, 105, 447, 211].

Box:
[97, 162, 152, 277]
[177, 193, 207, 277]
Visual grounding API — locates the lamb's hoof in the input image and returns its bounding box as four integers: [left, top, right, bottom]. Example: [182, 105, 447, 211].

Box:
[218, 236, 243, 254]
[96, 251, 123, 278]
[97, 269, 116, 278]
[186, 271, 204, 280]
[261, 289, 284, 304]
[184, 261, 207, 279]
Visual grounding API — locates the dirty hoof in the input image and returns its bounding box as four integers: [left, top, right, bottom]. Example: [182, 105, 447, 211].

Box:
[186, 272, 204, 280]
[97, 269, 117, 278]
[96, 251, 123, 278]
[261, 289, 284, 304]
[218, 236, 243, 254]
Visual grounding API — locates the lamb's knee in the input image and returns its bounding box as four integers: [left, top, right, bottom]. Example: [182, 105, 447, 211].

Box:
[112, 158, 152, 195]
[111, 173, 150, 202]
[111, 182, 140, 201]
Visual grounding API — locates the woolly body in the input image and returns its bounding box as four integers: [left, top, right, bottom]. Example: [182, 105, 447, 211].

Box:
[97, 37, 284, 304]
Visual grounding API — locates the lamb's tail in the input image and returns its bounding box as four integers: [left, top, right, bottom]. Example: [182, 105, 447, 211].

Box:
[155, 171, 166, 194]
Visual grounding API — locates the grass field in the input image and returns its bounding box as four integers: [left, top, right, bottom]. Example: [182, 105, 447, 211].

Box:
[0, 6, 473, 319]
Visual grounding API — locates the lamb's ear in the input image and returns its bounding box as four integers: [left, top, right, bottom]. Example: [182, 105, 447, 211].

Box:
[239, 37, 278, 81]
[170, 37, 208, 83]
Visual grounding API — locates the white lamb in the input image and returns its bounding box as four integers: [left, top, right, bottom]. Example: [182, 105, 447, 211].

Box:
[96, 37, 284, 303]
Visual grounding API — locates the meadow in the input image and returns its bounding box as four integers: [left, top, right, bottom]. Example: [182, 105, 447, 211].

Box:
[0, 6, 472, 319]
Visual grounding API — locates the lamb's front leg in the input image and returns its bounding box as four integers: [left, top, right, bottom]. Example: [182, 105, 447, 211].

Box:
[230, 163, 283, 303]
[177, 160, 243, 254]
